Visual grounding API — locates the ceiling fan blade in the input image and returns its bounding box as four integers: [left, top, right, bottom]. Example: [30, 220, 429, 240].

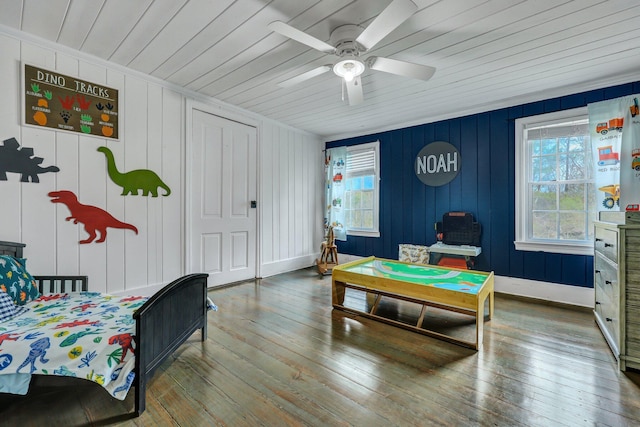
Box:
[268, 21, 335, 54]
[345, 76, 364, 106]
[368, 56, 435, 81]
[277, 65, 332, 88]
[355, 0, 418, 51]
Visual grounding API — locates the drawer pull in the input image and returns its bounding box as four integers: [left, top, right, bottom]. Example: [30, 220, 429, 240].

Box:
[595, 238, 603, 242]
[595, 269, 601, 274]
[604, 243, 613, 248]
[595, 301, 601, 305]
[606, 317, 613, 322]
[605, 280, 612, 285]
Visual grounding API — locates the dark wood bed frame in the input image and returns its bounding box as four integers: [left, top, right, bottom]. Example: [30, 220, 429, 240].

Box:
[0, 240, 209, 416]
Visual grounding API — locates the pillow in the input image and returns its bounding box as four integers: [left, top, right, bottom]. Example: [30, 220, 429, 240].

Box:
[399, 244, 430, 265]
[0, 255, 40, 306]
[0, 291, 17, 321]
[0, 291, 29, 321]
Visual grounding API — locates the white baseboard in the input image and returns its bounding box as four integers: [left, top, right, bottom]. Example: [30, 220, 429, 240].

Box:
[260, 254, 319, 278]
[115, 255, 321, 296]
[336, 253, 594, 308]
[494, 275, 593, 308]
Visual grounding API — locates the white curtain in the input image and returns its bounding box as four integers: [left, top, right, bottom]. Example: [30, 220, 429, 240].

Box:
[588, 95, 640, 211]
[324, 147, 347, 241]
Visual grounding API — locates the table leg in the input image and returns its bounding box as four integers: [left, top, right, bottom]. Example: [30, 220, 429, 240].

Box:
[369, 293, 382, 315]
[416, 304, 427, 328]
[488, 290, 494, 319]
[332, 279, 345, 306]
[475, 295, 485, 350]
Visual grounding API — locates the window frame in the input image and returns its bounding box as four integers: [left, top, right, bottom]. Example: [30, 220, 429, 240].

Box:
[345, 140, 380, 238]
[514, 107, 595, 256]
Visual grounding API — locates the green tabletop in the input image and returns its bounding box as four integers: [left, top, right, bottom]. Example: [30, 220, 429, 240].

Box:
[340, 259, 487, 295]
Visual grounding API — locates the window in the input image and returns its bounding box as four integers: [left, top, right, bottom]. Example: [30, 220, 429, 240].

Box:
[344, 141, 380, 237]
[515, 107, 596, 255]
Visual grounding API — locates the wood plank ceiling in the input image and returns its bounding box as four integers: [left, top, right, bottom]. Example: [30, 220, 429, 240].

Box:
[2, 0, 639, 140]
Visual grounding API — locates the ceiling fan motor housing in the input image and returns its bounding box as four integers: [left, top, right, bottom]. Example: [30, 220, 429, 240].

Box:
[330, 24, 365, 56]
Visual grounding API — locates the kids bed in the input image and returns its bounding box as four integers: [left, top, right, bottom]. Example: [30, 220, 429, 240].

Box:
[0, 240, 209, 416]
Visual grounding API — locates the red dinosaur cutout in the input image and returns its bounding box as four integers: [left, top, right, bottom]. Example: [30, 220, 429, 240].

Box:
[49, 190, 138, 244]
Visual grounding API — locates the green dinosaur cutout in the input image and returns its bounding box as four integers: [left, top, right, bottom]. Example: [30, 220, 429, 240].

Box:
[97, 146, 171, 197]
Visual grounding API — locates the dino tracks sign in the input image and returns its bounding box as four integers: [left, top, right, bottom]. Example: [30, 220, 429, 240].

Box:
[23, 63, 119, 140]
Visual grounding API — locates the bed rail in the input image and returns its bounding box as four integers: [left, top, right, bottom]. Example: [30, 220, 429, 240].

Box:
[34, 275, 89, 293]
[0, 240, 25, 258]
[0, 241, 88, 293]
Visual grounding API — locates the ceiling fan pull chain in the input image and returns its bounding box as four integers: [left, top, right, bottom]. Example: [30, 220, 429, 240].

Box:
[341, 79, 345, 101]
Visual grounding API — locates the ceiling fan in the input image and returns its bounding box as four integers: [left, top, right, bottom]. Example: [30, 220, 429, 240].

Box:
[268, 0, 435, 106]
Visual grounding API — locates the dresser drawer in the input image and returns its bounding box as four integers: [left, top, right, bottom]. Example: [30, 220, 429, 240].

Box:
[595, 226, 618, 263]
[594, 251, 619, 302]
[595, 290, 620, 350]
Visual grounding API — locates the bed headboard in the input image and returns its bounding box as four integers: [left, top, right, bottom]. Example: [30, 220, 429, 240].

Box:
[0, 241, 25, 258]
[0, 240, 88, 293]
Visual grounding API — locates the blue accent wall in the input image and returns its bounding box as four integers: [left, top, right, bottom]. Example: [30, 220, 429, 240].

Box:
[326, 80, 640, 288]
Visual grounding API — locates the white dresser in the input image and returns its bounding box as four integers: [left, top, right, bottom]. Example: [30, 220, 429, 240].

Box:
[594, 212, 640, 371]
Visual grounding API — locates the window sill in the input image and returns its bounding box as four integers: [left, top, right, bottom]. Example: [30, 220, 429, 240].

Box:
[347, 230, 380, 238]
[514, 240, 594, 256]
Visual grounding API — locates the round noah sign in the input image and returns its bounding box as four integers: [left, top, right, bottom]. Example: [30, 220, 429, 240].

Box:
[415, 141, 461, 186]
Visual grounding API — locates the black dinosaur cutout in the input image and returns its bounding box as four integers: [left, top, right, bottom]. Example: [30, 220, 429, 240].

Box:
[0, 137, 60, 182]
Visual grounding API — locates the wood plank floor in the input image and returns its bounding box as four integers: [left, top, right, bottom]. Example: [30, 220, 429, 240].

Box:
[2, 267, 640, 426]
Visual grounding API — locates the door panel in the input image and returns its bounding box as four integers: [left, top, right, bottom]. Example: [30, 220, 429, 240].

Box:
[202, 233, 222, 273]
[230, 231, 248, 269]
[191, 109, 257, 287]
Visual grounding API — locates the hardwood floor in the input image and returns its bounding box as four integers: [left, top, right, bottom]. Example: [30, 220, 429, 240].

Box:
[2, 267, 640, 426]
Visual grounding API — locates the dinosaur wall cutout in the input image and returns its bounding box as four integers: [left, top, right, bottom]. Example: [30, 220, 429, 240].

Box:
[97, 146, 171, 197]
[0, 137, 60, 182]
[49, 190, 138, 244]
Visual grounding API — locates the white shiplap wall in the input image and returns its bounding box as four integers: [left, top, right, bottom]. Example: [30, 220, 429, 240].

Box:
[0, 31, 324, 295]
[259, 120, 324, 277]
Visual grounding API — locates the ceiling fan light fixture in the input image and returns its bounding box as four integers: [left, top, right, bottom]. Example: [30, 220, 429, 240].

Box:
[333, 58, 365, 82]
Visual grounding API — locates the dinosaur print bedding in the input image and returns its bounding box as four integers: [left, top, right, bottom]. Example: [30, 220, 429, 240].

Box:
[0, 291, 147, 399]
